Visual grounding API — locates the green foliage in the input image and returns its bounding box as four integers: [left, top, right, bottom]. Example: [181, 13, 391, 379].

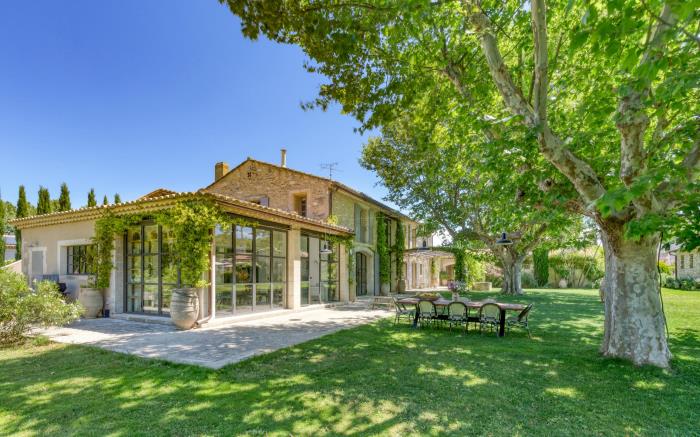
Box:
[533, 248, 550, 287]
[102, 195, 109, 206]
[664, 277, 700, 291]
[58, 183, 71, 211]
[658, 260, 673, 276]
[549, 249, 605, 288]
[375, 213, 390, 284]
[114, 194, 122, 204]
[465, 254, 485, 286]
[87, 189, 96, 207]
[0, 269, 81, 344]
[15, 185, 29, 260]
[453, 248, 466, 283]
[93, 212, 144, 289]
[521, 271, 537, 289]
[157, 200, 227, 288]
[394, 222, 405, 279]
[36, 186, 52, 215]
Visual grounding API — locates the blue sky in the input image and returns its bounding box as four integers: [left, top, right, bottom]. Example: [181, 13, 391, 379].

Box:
[0, 0, 390, 209]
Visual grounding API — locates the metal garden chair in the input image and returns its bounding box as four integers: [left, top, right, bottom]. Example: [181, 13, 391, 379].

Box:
[417, 299, 438, 328]
[506, 303, 533, 338]
[392, 296, 415, 325]
[447, 301, 469, 333]
[479, 303, 501, 335]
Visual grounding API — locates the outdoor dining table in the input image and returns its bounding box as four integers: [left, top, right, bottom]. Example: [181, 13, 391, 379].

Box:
[397, 297, 527, 337]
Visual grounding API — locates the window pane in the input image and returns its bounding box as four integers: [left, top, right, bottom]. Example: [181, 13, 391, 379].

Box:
[273, 231, 286, 257]
[128, 228, 142, 255]
[161, 252, 178, 284]
[300, 235, 309, 257]
[127, 284, 142, 312]
[216, 283, 233, 315]
[235, 253, 253, 283]
[143, 284, 159, 314]
[255, 228, 271, 257]
[144, 255, 158, 283]
[272, 258, 286, 283]
[273, 283, 284, 308]
[236, 284, 253, 312]
[235, 226, 253, 254]
[215, 225, 232, 255]
[256, 257, 271, 283]
[128, 256, 141, 282]
[256, 283, 271, 308]
[144, 225, 159, 254]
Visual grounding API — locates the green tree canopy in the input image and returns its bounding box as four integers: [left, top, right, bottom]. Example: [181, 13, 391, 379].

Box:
[114, 194, 122, 204]
[87, 189, 96, 208]
[15, 186, 29, 260]
[37, 187, 52, 215]
[102, 195, 109, 206]
[58, 183, 71, 212]
[223, 0, 698, 367]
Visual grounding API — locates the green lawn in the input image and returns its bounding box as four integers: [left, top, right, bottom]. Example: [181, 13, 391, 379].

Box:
[1, 289, 699, 436]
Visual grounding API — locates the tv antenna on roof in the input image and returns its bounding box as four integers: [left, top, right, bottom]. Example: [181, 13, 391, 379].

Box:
[320, 162, 340, 180]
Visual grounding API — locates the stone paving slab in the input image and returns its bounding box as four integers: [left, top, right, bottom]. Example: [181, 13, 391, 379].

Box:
[38, 305, 391, 369]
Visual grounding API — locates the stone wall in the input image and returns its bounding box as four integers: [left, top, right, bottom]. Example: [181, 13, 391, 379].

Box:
[677, 251, 700, 280]
[207, 160, 332, 221]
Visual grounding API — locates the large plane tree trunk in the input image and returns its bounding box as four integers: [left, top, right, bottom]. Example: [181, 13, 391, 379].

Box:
[500, 252, 524, 295]
[599, 222, 671, 367]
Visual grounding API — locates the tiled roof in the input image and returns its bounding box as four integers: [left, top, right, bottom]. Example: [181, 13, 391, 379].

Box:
[8, 190, 352, 235]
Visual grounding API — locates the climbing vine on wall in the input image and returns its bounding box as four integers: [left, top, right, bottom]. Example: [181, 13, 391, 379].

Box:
[394, 221, 405, 280]
[376, 212, 390, 284]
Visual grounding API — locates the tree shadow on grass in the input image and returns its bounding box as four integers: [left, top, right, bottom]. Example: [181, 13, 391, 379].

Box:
[1, 290, 699, 436]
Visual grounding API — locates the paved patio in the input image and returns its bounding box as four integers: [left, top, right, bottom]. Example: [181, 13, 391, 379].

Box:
[39, 304, 390, 369]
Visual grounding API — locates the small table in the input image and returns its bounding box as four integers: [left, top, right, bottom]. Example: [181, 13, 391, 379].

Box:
[398, 297, 527, 337]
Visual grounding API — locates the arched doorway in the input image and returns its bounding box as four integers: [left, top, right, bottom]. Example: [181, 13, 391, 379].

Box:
[356, 252, 368, 296]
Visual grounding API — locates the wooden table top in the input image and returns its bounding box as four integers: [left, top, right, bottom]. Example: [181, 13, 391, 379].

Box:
[397, 297, 527, 312]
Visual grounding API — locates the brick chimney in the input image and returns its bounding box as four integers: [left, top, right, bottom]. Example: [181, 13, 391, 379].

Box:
[281, 149, 287, 168]
[214, 162, 229, 181]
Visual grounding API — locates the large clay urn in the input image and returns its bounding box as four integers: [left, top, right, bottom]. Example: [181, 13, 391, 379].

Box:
[78, 288, 104, 318]
[170, 288, 200, 330]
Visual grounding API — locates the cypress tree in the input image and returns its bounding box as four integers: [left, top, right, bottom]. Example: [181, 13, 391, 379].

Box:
[58, 182, 71, 211]
[15, 186, 29, 260]
[102, 195, 109, 205]
[114, 193, 122, 204]
[87, 189, 97, 207]
[37, 186, 52, 215]
[533, 248, 550, 287]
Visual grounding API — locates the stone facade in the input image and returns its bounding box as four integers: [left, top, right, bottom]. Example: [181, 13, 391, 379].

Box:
[677, 250, 700, 280]
[206, 160, 331, 221]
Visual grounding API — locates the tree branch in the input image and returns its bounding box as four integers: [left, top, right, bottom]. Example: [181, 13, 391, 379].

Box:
[461, 1, 606, 206]
[531, 0, 548, 124]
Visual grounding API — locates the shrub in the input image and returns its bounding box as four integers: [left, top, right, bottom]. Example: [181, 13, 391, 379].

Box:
[665, 277, 700, 291]
[521, 271, 537, 289]
[0, 269, 82, 345]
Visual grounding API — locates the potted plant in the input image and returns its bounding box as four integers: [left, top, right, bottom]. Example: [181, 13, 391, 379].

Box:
[78, 277, 103, 318]
[160, 200, 222, 330]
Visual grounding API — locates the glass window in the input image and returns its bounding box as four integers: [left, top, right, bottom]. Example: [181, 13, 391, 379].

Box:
[273, 231, 286, 257]
[256, 228, 271, 257]
[66, 244, 95, 275]
[236, 226, 253, 254]
[319, 240, 340, 303]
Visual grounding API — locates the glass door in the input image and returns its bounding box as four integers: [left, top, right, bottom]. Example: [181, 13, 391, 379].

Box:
[356, 252, 367, 296]
[125, 224, 178, 315]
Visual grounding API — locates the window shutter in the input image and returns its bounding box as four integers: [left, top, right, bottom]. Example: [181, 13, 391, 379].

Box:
[260, 196, 269, 207]
[354, 205, 361, 241]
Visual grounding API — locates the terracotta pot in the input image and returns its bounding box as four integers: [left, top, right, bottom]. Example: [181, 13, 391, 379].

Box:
[78, 288, 103, 319]
[559, 279, 568, 289]
[170, 288, 200, 330]
[381, 283, 390, 296]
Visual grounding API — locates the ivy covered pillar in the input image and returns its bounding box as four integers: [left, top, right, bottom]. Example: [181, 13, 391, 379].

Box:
[338, 242, 350, 303]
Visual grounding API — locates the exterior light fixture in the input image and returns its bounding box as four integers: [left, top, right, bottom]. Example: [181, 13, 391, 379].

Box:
[320, 241, 333, 255]
[496, 232, 513, 246]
